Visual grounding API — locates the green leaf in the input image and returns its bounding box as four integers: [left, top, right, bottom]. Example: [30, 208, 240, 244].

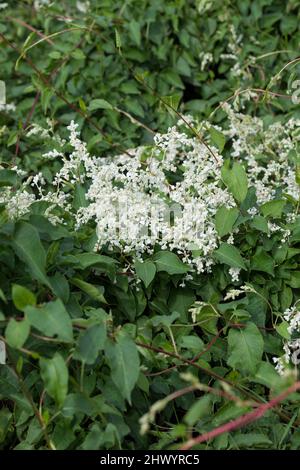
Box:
[5, 318, 30, 349]
[275, 321, 291, 340]
[184, 395, 212, 425]
[250, 215, 269, 233]
[73, 184, 88, 210]
[13, 222, 51, 288]
[0, 170, 17, 187]
[50, 273, 70, 303]
[254, 362, 281, 388]
[209, 127, 226, 152]
[39, 353, 68, 407]
[62, 393, 95, 418]
[161, 94, 181, 116]
[221, 161, 248, 203]
[12, 284, 36, 311]
[261, 199, 286, 218]
[88, 99, 113, 112]
[151, 312, 180, 328]
[251, 248, 274, 276]
[227, 322, 264, 375]
[153, 251, 189, 275]
[75, 253, 117, 270]
[233, 433, 272, 448]
[73, 253, 117, 280]
[129, 20, 141, 46]
[70, 278, 107, 304]
[105, 331, 140, 404]
[287, 272, 300, 288]
[135, 259, 156, 287]
[191, 304, 219, 334]
[214, 243, 246, 270]
[76, 322, 107, 364]
[25, 299, 73, 342]
[0, 288, 6, 303]
[215, 206, 239, 237]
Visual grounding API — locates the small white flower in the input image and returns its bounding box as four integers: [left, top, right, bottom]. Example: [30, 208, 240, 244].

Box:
[229, 267, 241, 282]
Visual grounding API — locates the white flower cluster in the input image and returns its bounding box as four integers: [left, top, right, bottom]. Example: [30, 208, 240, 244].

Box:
[228, 267, 241, 283]
[73, 123, 233, 273]
[223, 103, 300, 203]
[2, 109, 299, 274]
[223, 284, 255, 301]
[0, 103, 16, 113]
[199, 52, 213, 71]
[76, 0, 90, 13]
[273, 306, 300, 375]
[284, 306, 300, 335]
[34, 0, 51, 9]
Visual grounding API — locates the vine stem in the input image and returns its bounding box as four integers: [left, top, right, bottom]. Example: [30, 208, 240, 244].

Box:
[135, 340, 299, 426]
[180, 381, 300, 450]
[0, 336, 56, 450]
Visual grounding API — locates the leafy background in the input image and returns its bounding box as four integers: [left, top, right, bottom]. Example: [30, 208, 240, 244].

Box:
[1, 0, 300, 450]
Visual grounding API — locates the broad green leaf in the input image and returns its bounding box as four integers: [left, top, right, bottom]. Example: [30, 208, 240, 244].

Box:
[73, 184, 88, 210]
[287, 272, 300, 288]
[254, 362, 281, 388]
[61, 393, 96, 418]
[153, 251, 189, 275]
[12, 284, 36, 311]
[233, 433, 272, 448]
[215, 206, 239, 237]
[179, 335, 205, 351]
[74, 253, 117, 270]
[251, 248, 274, 276]
[88, 99, 113, 112]
[105, 331, 139, 404]
[250, 215, 269, 234]
[161, 94, 181, 116]
[25, 299, 73, 342]
[29, 215, 69, 240]
[191, 304, 219, 334]
[151, 311, 180, 328]
[212, 401, 250, 426]
[73, 253, 117, 280]
[227, 322, 264, 375]
[184, 395, 212, 426]
[135, 259, 156, 287]
[214, 243, 246, 270]
[39, 353, 68, 407]
[5, 318, 30, 349]
[50, 273, 70, 303]
[70, 278, 107, 304]
[129, 20, 141, 46]
[221, 161, 248, 203]
[0, 170, 17, 187]
[0, 288, 6, 303]
[275, 321, 291, 340]
[261, 199, 286, 218]
[13, 222, 51, 288]
[209, 127, 226, 152]
[0, 408, 12, 443]
[76, 322, 107, 364]
[168, 289, 195, 315]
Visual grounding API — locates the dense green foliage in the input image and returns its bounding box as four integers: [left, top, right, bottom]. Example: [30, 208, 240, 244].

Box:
[1, 0, 300, 451]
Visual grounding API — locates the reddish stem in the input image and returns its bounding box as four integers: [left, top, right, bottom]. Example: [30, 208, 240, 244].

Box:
[180, 381, 300, 450]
